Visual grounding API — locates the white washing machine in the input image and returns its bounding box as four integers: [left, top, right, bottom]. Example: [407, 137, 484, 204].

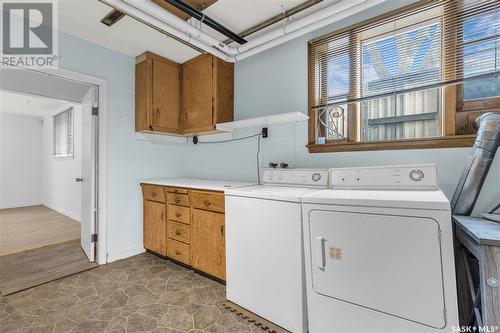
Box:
[302, 165, 459, 332]
[225, 168, 329, 333]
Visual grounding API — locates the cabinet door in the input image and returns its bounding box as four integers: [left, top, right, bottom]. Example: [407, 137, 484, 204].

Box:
[135, 58, 153, 132]
[182, 54, 214, 134]
[143, 200, 167, 256]
[152, 58, 181, 133]
[191, 209, 225, 280]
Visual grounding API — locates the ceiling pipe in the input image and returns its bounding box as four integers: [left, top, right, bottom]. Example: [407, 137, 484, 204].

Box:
[106, 0, 386, 62]
[129, 0, 379, 57]
[227, 0, 362, 55]
[163, 0, 247, 44]
[222, 0, 323, 45]
[123, 0, 234, 55]
[234, 0, 385, 61]
[99, 0, 205, 53]
[102, 0, 235, 61]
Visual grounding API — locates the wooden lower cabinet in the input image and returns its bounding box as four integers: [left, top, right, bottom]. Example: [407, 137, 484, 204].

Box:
[191, 209, 226, 280]
[142, 185, 226, 281]
[143, 200, 167, 256]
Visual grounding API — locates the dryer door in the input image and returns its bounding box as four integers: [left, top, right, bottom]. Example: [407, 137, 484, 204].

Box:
[308, 210, 446, 328]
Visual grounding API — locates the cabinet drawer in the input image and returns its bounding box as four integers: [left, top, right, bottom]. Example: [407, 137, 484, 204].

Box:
[167, 193, 190, 207]
[165, 187, 188, 194]
[167, 205, 190, 224]
[191, 190, 224, 213]
[168, 239, 190, 265]
[168, 221, 190, 244]
[142, 184, 165, 203]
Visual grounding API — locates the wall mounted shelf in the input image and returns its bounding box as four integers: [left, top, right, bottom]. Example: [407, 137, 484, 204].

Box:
[136, 131, 234, 145]
[136, 132, 188, 144]
[215, 111, 308, 132]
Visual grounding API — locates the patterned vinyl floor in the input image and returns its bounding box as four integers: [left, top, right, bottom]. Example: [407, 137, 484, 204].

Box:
[0, 252, 266, 333]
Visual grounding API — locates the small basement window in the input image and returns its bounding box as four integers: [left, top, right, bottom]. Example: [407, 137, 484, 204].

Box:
[308, 0, 499, 153]
[53, 108, 74, 158]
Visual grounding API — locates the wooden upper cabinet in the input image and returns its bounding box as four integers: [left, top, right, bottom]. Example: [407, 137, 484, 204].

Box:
[136, 52, 181, 134]
[136, 52, 233, 135]
[182, 54, 234, 135]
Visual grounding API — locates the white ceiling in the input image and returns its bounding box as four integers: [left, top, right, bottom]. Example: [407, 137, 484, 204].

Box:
[58, 0, 318, 63]
[59, 0, 200, 63]
[0, 90, 74, 117]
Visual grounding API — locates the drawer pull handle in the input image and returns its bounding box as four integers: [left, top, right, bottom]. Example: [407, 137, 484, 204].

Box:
[175, 230, 181, 235]
[175, 250, 181, 255]
[151, 192, 156, 197]
[175, 213, 181, 217]
[160, 212, 164, 221]
[204, 200, 212, 206]
[175, 199, 181, 204]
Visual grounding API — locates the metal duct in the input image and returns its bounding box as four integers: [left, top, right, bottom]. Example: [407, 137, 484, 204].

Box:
[451, 112, 500, 216]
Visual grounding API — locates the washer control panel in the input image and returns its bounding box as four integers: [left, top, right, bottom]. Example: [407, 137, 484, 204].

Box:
[330, 165, 438, 190]
[262, 168, 329, 187]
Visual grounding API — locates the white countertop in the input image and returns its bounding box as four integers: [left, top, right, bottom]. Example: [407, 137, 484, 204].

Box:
[140, 178, 256, 192]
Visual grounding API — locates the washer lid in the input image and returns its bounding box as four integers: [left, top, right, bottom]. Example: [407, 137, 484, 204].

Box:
[226, 185, 322, 203]
[302, 189, 450, 211]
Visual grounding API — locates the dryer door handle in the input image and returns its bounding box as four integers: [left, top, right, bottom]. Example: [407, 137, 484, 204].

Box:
[316, 236, 326, 270]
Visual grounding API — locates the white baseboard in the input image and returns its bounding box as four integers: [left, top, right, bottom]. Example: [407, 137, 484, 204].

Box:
[106, 243, 145, 263]
[43, 203, 81, 222]
[0, 202, 43, 209]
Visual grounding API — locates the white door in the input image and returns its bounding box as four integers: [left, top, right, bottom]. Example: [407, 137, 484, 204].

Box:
[80, 87, 97, 262]
[308, 210, 445, 328]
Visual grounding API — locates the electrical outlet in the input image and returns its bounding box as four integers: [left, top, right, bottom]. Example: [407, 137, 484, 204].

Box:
[261, 127, 268, 138]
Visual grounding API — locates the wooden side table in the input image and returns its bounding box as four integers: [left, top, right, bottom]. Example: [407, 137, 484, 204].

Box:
[453, 215, 500, 329]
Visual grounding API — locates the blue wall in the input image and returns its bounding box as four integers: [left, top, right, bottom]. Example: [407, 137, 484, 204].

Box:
[58, 31, 185, 261]
[178, 1, 499, 215]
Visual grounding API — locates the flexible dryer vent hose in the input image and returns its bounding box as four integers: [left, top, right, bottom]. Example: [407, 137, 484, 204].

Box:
[451, 112, 500, 216]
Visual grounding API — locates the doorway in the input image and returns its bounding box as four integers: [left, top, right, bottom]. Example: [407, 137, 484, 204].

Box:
[0, 67, 107, 295]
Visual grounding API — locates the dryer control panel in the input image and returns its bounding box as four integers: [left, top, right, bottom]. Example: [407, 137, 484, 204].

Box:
[330, 165, 438, 190]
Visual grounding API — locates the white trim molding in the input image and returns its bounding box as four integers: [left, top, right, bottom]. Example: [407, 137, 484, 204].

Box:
[106, 243, 146, 263]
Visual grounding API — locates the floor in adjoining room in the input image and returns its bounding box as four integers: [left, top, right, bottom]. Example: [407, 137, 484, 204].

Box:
[0, 240, 98, 296]
[0, 252, 263, 333]
[0, 205, 81, 256]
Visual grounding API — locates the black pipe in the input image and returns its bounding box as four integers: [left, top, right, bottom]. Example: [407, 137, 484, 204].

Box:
[164, 0, 247, 45]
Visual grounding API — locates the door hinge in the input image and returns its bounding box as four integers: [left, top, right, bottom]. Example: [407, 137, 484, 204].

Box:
[438, 229, 442, 243]
[91, 234, 98, 243]
[92, 107, 99, 116]
[443, 308, 447, 322]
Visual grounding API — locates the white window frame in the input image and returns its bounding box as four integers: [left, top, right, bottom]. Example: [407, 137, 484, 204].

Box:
[53, 108, 74, 159]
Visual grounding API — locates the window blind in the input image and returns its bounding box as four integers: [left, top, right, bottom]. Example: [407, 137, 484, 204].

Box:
[53, 108, 74, 157]
[309, 0, 500, 110]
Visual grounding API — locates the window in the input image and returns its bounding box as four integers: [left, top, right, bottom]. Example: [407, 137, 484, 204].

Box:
[53, 108, 74, 158]
[462, 9, 500, 101]
[308, 0, 500, 152]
